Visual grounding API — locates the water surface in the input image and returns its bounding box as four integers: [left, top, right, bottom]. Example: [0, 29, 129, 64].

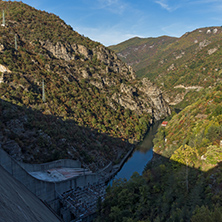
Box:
[113, 122, 160, 181]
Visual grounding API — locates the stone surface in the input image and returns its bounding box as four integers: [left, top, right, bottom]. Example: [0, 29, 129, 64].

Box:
[0, 64, 11, 73]
[3, 139, 22, 160]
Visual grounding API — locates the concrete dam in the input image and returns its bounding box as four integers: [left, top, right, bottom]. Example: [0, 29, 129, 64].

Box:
[0, 147, 111, 221]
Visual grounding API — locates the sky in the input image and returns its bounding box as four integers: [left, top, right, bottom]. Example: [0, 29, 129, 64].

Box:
[6, 0, 222, 46]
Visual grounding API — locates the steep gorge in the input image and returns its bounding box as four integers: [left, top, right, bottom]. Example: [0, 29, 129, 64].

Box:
[0, 1, 170, 170]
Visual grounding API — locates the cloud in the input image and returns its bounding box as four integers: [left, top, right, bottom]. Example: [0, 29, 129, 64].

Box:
[155, 0, 171, 11]
[155, 0, 180, 12]
[96, 0, 128, 14]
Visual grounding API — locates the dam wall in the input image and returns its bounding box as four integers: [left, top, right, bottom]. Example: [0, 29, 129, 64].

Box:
[0, 148, 101, 212]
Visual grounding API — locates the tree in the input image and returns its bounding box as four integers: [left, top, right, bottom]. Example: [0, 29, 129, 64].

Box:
[170, 145, 198, 192]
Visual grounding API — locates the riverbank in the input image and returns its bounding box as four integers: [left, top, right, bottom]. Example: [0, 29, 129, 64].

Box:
[101, 121, 161, 183]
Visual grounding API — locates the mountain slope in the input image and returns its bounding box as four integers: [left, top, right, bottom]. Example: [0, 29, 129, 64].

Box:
[96, 83, 222, 222]
[109, 35, 177, 71]
[110, 27, 222, 105]
[0, 1, 170, 170]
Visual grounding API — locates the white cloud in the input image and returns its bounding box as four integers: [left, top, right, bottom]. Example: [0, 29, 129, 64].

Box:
[155, 0, 180, 12]
[155, 0, 171, 11]
[96, 0, 128, 14]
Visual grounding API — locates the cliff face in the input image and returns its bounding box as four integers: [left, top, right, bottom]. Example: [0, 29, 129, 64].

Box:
[40, 40, 135, 78]
[38, 40, 170, 119]
[112, 78, 171, 120]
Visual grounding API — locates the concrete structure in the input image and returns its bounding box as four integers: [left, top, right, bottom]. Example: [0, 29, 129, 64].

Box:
[0, 165, 61, 222]
[0, 148, 102, 214]
[0, 144, 134, 221]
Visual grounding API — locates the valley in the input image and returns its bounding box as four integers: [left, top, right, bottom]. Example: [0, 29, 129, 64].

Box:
[0, 1, 222, 222]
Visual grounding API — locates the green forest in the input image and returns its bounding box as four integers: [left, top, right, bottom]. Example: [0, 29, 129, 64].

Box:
[0, 1, 222, 221]
[0, 1, 154, 169]
[96, 83, 222, 221]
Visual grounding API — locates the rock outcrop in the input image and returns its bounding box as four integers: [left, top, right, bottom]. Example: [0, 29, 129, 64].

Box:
[40, 40, 136, 80]
[112, 78, 171, 120]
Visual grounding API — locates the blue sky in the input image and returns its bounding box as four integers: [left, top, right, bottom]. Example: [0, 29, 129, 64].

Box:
[7, 0, 222, 46]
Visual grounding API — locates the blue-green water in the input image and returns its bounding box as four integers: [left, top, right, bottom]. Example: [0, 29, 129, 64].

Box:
[113, 122, 160, 181]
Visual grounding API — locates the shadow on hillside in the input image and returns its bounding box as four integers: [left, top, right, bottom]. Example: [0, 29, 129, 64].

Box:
[1, 99, 222, 221]
[0, 99, 133, 172]
[104, 152, 222, 222]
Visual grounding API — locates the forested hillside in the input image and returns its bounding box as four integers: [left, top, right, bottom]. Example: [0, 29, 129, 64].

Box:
[0, 1, 170, 169]
[110, 27, 222, 106]
[97, 83, 222, 222]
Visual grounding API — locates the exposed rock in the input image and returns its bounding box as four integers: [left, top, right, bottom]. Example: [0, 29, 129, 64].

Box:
[201, 155, 207, 160]
[3, 140, 22, 160]
[40, 40, 135, 81]
[81, 69, 91, 78]
[112, 92, 142, 113]
[138, 78, 171, 119]
[168, 93, 185, 106]
[77, 44, 92, 59]
[208, 48, 218, 55]
[0, 64, 11, 73]
[167, 63, 175, 71]
[90, 80, 104, 89]
[112, 78, 171, 120]
[199, 39, 211, 49]
[206, 29, 211, 34]
[40, 41, 76, 61]
[213, 28, 218, 34]
[0, 43, 5, 52]
[120, 83, 137, 96]
[102, 77, 117, 87]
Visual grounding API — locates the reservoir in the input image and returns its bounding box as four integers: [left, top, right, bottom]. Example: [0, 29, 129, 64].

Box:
[112, 121, 160, 181]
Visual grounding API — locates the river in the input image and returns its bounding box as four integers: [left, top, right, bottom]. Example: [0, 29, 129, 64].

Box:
[112, 121, 160, 181]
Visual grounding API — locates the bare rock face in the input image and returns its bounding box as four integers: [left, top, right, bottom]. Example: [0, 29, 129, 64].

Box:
[40, 41, 76, 61]
[0, 64, 11, 73]
[40, 40, 136, 81]
[76, 44, 92, 59]
[120, 83, 137, 96]
[199, 39, 211, 49]
[0, 43, 5, 52]
[112, 92, 142, 113]
[208, 47, 218, 55]
[81, 69, 91, 78]
[138, 78, 171, 119]
[112, 78, 171, 120]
